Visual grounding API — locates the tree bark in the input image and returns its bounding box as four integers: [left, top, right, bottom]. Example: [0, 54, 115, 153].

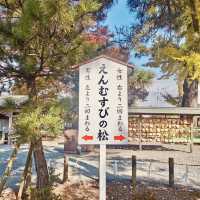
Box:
[33, 138, 49, 189]
[181, 78, 198, 107]
[0, 144, 20, 195]
[189, 0, 200, 33]
[26, 79, 49, 189]
[18, 142, 33, 200]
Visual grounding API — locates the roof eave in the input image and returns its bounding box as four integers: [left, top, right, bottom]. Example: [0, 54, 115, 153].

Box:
[71, 54, 135, 70]
[128, 107, 200, 116]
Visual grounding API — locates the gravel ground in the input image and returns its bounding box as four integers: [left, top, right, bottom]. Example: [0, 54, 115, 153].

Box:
[107, 180, 200, 200]
[1, 180, 200, 200]
[1, 138, 200, 191]
[59, 180, 200, 200]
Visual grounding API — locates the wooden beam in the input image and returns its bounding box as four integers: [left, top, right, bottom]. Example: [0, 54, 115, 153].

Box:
[129, 107, 200, 116]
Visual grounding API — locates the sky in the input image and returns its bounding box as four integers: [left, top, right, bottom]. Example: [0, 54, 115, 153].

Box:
[104, 0, 134, 29]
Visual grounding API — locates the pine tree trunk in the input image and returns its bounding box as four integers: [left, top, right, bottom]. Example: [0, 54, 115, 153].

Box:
[26, 80, 49, 189]
[33, 138, 49, 189]
[0, 144, 20, 195]
[18, 142, 33, 200]
[181, 79, 198, 107]
[181, 78, 198, 153]
[189, 0, 200, 33]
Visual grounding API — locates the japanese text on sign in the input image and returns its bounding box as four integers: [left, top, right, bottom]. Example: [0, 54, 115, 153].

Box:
[79, 57, 128, 145]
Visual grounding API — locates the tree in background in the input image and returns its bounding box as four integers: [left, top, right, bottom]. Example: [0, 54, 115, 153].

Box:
[123, 0, 200, 107]
[0, 0, 114, 191]
[128, 68, 155, 106]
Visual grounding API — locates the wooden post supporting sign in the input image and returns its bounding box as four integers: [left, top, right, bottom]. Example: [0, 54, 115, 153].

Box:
[169, 157, 174, 187]
[132, 155, 136, 190]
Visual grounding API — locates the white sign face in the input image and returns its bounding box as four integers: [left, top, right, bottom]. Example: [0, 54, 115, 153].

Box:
[78, 57, 128, 145]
